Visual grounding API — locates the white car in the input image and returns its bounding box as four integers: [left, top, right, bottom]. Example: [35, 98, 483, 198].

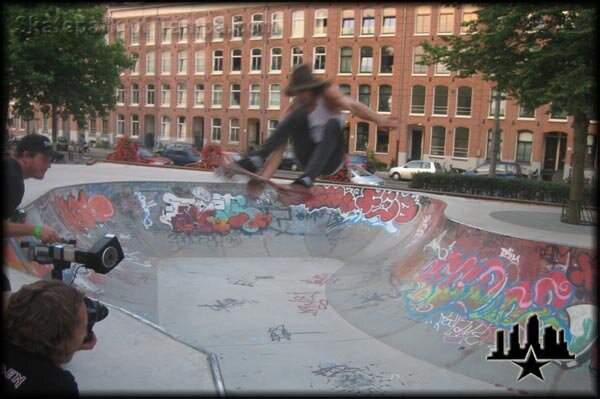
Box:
[389, 160, 443, 180]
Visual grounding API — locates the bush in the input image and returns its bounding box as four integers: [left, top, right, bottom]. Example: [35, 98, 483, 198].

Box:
[366, 150, 388, 171]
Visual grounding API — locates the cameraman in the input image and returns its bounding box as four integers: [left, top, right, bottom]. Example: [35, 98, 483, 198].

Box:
[2, 279, 96, 395]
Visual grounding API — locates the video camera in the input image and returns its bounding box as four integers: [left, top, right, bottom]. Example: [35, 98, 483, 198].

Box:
[21, 234, 125, 342]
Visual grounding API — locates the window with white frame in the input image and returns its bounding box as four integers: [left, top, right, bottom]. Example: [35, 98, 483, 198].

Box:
[131, 53, 139, 74]
[230, 84, 241, 107]
[116, 84, 125, 104]
[339, 84, 351, 97]
[382, 8, 396, 34]
[413, 46, 427, 75]
[116, 23, 125, 42]
[177, 50, 187, 74]
[438, 6, 455, 34]
[313, 46, 326, 71]
[131, 22, 139, 44]
[270, 48, 282, 72]
[461, 5, 478, 34]
[359, 47, 373, 73]
[433, 86, 449, 115]
[549, 103, 568, 120]
[361, 9, 375, 35]
[116, 114, 125, 135]
[212, 84, 222, 107]
[435, 59, 450, 75]
[161, 84, 171, 107]
[251, 48, 262, 72]
[229, 118, 240, 143]
[410, 85, 426, 114]
[195, 50, 205, 74]
[518, 105, 535, 119]
[177, 84, 187, 107]
[177, 20, 188, 43]
[314, 9, 327, 36]
[177, 116, 186, 139]
[194, 84, 205, 107]
[211, 118, 222, 141]
[431, 126, 446, 156]
[161, 21, 171, 43]
[358, 84, 371, 106]
[146, 84, 155, 105]
[195, 17, 206, 42]
[380, 46, 394, 74]
[249, 84, 261, 108]
[271, 12, 283, 38]
[231, 49, 242, 72]
[269, 83, 281, 109]
[131, 114, 139, 136]
[161, 51, 171, 74]
[516, 131, 533, 162]
[213, 50, 223, 73]
[213, 16, 224, 40]
[341, 10, 354, 36]
[378, 85, 392, 112]
[146, 52, 155, 75]
[101, 117, 108, 134]
[453, 127, 469, 158]
[161, 116, 170, 138]
[131, 84, 139, 105]
[339, 47, 353, 73]
[585, 134, 598, 169]
[146, 21, 155, 44]
[251, 14, 263, 38]
[488, 88, 506, 117]
[355, 122, 369, 152]
[291, 47, 303, 67]
[456, 86, 472, 116]
[268, 120, 279, 137]
[486, 129, 503, 160]
[232, 15, 243, 39]
[291, 10, 304, 38]
[415, 6, 431, 35]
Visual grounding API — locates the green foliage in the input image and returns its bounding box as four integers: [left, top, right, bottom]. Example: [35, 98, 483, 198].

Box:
[366, 150, 388, 171]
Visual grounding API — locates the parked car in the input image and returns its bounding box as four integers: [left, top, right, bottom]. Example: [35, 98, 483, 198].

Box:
[138, 147, 173, 165]
[348, 154, 375, 173]
[389, 160, 443, 180]
[279, 149, 303, 171]
[463, 161, 522, 178]
[222, 151, 242, 163]
[56, 136, 69, 151]
[157, 146, 202, 166]
[349, 164, 385, 186]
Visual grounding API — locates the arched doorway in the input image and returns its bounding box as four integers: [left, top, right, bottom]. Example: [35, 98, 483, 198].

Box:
[407, 124, 424, 161]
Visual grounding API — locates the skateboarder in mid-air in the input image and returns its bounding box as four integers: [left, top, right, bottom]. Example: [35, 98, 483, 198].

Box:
[229, 63, 397, 193]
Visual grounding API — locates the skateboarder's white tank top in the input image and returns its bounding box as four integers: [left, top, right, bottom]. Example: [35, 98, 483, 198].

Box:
[307, 96, 346, 143]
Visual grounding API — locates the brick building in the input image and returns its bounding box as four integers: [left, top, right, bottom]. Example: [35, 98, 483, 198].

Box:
[8, 2, 598, 180]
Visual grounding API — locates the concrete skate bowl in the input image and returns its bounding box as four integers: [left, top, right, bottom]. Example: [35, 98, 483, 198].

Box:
[3, 181, 597, 395]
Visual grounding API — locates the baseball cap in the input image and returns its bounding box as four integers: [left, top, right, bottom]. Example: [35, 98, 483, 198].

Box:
[16, 134, 61, 159]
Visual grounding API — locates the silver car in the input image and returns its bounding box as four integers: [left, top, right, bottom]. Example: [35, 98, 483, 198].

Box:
[389, 160, 443, 180]
[349, 165, 385, 186]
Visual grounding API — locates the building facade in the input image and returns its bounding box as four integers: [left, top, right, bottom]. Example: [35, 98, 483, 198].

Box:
[8, 2, 598, 181]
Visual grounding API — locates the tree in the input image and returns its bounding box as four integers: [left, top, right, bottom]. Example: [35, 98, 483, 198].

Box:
[4, 4, 131, 144]
[420, 4, 597, 224]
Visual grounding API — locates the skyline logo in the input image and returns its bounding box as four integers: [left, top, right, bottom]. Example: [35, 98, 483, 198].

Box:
[487, 314, 575, 381]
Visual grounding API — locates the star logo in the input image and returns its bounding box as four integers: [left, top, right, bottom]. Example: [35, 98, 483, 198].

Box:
[512, 346, 550, 381]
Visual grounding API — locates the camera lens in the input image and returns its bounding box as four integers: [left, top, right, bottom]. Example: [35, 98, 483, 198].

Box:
[101, 246, 119, 269]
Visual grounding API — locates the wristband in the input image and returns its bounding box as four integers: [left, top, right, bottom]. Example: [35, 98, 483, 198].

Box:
[33, 224, 42, 239]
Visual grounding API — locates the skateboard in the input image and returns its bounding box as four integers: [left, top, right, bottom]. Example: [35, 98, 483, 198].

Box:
[217, 159, 313, 204]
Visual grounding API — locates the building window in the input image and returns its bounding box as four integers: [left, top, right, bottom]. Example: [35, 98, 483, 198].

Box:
[146, 52, 155, 75]
[339, 47, 353, 73]
[249, 84, 261, 108]
[415, 6, 431, 35]
[145, 21, 155, 44]
[177, 50, 187, 74]
[292, 10, 304, 38]
[195, 18, 206, 42]
[431, 126, 446, 156]
[461, 5, 478, 34]
[101, 117, 108, 134]
[488, 88, 506, 117]
[161, 51, 171, 74]
[116, 84, 125, 105]
[435, 60, 450, 75]
[314, 9, 327, 36]
[378, 85, 392, 113]
[213, 50, 223, 73]
[195, 50, 205, 74]
[380, 46, 394, 74]
[487, 129, 504, 160]
[194, 84, 205, 107]
[251, 14, 263, 38]
[131, 114, 139, 136]
[213, 16, 224, 40]
[313, 46, 326, 72]
[341, 10, 354, 36]
[453, 127, 469, 158]
[361, 9, 375, 35]
[456, 86, 472, 116]
[359, 47, 373, 74]
[410, 85, 426, 114]
[177, 83, 187, 107]
[433, 86, 449, 115]
[382, 8, 396, 35]
[232, 15, 243, 39]
[585, 134, 598, 169]
[516, 131, 533, 163]
[146, 84, 155, 105]
[291, 47, 303, 67]
[230, 84, 241, 107]
[231, 49, 242, 72]
[269, 83, 281, 109]
[355, 122, 369, 152]
[271, 12, 283, 38]
[358, 84, 371, 106]
[176, 116, 186, 139]
[211, 118, 222, 141]
[212, 84, 222, 107]
[268, 120, 279, 137]
[131, 22, 140, 45]
[413, 46, 427, 75]
[178, 20, 188, 43]
[161, 84, 171, 107]
[161, 116, 170, 138]
[131, 53, 139, 74]
[339, 84, 351, 97]
[549, 103, 568, 120]
[161, 21, 171, 44]
[116, 114, 125, 135]
[376, 129, 389, 153]
[438, 6, 455, 34]
[116, 23, 125, 42]
[518, 105, 535, 119]
[131, 84, 139, 105]
[229, 118, 240, 143]
[251, 48, 262, 72]
[270, 48, 282, 72]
